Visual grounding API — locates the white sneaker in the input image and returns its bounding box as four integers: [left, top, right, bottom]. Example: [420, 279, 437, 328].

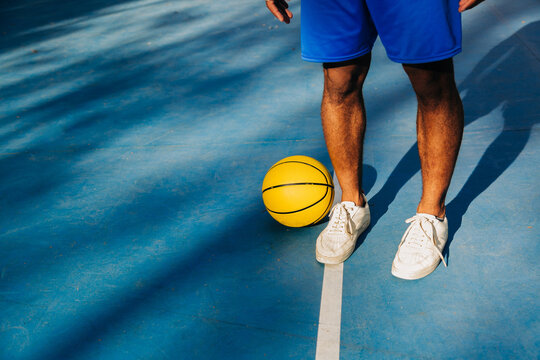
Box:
[315, 196, 370, 264]
[391, 213, 448, 280]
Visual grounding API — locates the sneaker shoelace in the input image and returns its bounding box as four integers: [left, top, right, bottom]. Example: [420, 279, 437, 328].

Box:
[327, 203, 353, 235]
[400, 214, 447, 267]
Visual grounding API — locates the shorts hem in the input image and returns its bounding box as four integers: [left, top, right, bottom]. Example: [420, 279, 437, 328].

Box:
[301, 47, 372, 63]
[387, 47, 462, 64]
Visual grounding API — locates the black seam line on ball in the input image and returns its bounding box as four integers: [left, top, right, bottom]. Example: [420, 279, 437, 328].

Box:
[268, 160, 331, 184]
[266, 186, 330, 215]
[262, 182, 334, 194]
[310, 188, 334, 225]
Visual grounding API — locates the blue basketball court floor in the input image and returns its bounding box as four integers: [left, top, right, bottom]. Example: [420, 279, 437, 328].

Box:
[1, 0, 539, 359]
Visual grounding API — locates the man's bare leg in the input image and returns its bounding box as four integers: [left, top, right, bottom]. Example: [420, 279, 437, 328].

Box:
[403, 59, 464, 217]
[391, 59, 462, 279]
[321, 54, 371, 207]
[315, 55, 372, 264]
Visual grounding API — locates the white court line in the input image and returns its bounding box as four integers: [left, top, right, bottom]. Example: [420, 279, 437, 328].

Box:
[315, 172, 344, 359]
[315, 263, 344, 360]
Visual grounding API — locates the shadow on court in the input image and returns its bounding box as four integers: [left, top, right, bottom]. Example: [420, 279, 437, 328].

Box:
[1, 0, 322, 359]
[0, 0, 139, 51]
[1, 0, 538, 357]
[365, 21, 540, 262]
[0, 0, 301, 260]
[445, 21, 540, 258]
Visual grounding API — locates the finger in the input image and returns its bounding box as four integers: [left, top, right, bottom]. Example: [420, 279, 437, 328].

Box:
[459, 0, 484, 12]
[459, 0, 474, 12]
[275, 0, 292, 23]
[278, 0, 292, 20]
[266, 0, 292, 23]
[266, 1, 285, 22]
[278, 6, 292, 23]
[458, 0, 470, 12]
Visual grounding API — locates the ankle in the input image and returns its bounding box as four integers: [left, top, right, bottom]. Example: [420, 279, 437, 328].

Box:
[417, 203, 445, 218]
[341, 192, 366, 207]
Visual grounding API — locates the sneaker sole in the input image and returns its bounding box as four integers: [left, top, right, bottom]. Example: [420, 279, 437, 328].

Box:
[315, 243, 355, 265]
[391, 260, 441, 280]
[315, 221, 370, 265]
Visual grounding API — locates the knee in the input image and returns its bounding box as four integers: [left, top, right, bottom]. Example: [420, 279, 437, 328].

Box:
[323, 57, 370, 103]
[403, 60, 459, 109]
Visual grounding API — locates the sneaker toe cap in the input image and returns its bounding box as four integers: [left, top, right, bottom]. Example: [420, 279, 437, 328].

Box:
[393, 248, 436, 270]
[317, 234, 354, 257]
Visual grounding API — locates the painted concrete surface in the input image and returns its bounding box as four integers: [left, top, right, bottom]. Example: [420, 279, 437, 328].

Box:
[0, 0, 538, 359]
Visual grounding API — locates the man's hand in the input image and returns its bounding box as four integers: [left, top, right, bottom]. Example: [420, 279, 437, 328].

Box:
[458, 0, 485, 12]
[266, 0, 293, 24]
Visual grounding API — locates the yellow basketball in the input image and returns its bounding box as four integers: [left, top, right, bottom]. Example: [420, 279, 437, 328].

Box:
[262, 155, 335, 227]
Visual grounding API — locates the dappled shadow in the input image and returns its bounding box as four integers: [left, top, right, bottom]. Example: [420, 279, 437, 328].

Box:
[1, 0, 537, 357]
[1, 0, 140, 51]
[0, 0, 321, 359]
[27, 209, 317, 360]
[0, 0, 301, 219]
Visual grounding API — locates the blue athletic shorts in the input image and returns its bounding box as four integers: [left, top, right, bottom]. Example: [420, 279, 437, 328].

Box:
[301, 0, 462, 64]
